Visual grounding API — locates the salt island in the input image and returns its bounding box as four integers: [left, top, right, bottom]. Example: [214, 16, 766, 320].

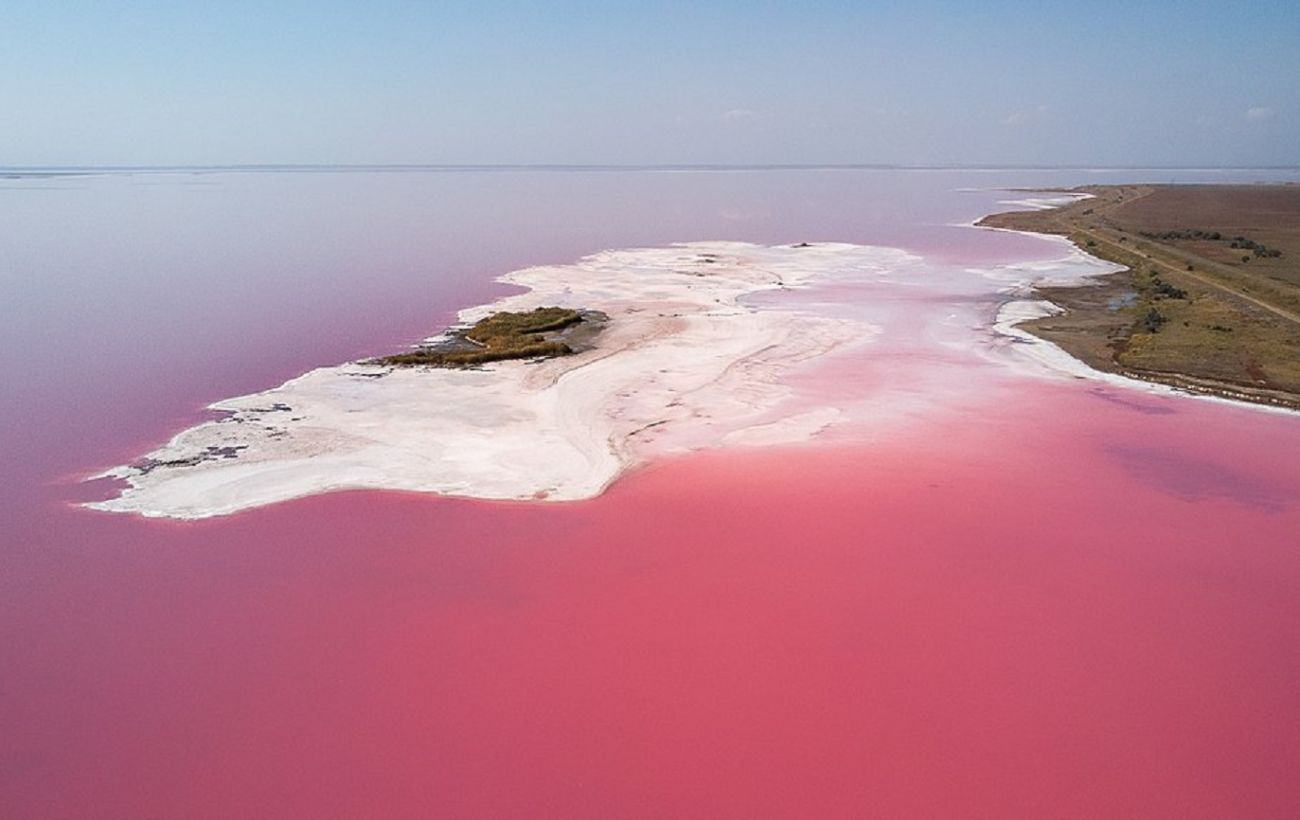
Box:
[87, 242, 881, 519]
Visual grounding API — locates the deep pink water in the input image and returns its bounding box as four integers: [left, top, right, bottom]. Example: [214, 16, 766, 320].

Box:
[3, 168, 1300, 818]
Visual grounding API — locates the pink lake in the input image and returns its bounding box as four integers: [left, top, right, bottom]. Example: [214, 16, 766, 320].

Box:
[2, 168, 1299, 818]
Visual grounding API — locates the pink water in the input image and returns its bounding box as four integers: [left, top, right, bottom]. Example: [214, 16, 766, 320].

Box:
[3, 169, 1299, 818]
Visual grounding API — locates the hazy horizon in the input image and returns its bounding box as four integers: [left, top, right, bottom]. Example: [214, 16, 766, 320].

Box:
[7, 162, 1300, 172]
[5, 1, 1297, 169]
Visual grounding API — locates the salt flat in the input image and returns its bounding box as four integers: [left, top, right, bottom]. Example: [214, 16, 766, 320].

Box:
[87, 242, 890, 518]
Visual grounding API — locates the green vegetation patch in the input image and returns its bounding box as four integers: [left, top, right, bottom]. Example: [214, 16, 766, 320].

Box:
[377, 307, 586, 368]
[1140, 228, 1283, 258]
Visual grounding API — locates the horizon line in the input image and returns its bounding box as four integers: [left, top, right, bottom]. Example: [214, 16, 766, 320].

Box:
[4, 162, 1300, 176]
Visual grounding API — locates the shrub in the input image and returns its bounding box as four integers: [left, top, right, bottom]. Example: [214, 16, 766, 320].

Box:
[1139, 308, 1167, 333]
[1151, 277, 1187, 299]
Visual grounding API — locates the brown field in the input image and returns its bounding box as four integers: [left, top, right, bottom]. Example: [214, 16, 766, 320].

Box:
[980, 184, 1300, 410]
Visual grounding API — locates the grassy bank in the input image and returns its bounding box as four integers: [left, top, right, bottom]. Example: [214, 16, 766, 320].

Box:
[979, 184, 1300, 411]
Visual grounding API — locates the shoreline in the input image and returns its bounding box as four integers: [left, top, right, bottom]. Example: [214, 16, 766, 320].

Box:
[976, 186, 1300, 413]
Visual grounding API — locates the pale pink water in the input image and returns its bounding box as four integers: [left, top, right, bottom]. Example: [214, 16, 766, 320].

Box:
[3, 169, 1299, 818]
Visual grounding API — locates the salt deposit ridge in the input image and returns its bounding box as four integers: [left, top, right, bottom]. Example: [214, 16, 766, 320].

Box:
[89, 237, 1131, 519]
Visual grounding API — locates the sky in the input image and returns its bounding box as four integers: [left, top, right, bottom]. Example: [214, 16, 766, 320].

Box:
[2, 0, 1298, 168]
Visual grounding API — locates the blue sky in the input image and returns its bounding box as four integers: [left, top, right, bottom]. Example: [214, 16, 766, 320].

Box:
[3, 0, 1297, 166]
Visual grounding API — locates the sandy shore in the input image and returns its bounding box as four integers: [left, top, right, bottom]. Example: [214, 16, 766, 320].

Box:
[87, 242, 888, 519]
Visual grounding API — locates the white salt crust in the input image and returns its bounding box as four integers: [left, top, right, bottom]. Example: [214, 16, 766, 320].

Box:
[88, 243, 887, 518]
